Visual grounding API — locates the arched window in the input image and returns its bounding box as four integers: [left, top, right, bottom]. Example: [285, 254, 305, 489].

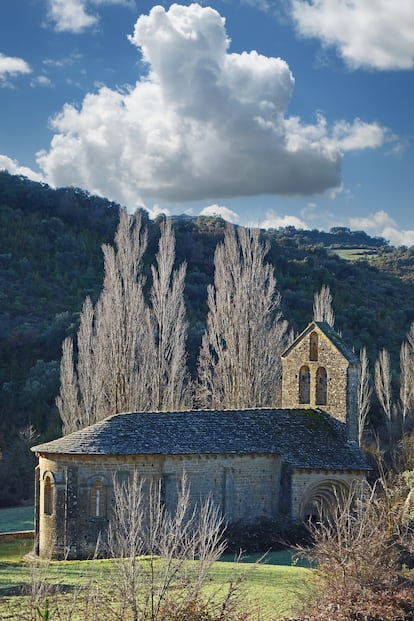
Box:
[309, 331, 318, 361]
[90, 479, 107, 518]
[315, 366, 327, 405]
[299, 365, 311, 404]
[43, 473, 54, 516]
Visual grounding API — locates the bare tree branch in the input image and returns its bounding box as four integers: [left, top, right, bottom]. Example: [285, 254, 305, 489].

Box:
[197, 224, 289, 409]
[400, 323, 414, 428]
[313, 284, 335, 327]
[375, 348, 393, 445]
[107, 471, 226, 621]
[358, 347, 372, 447]
[150, 218, 190, 411]
[56, 337, 80, 434]
[57, 211, 190, 432]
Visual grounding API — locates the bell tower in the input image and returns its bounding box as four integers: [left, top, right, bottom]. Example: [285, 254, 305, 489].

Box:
[281, 322, 360, 442]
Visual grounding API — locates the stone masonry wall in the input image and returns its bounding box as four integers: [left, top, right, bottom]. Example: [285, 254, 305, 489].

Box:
[37, 452, 281, 559]
[38, 456, 58, 558]
[162, 453, 281, 523]
[282, 327, 356, 433]
[346, 365, 359, 442]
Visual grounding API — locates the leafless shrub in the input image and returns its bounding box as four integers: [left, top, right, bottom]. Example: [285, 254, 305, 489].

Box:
[106, 471, 234, 621]
[4, 475, 259, 621]
[12, 555, 105, 621]
[293, 479, 414, 621]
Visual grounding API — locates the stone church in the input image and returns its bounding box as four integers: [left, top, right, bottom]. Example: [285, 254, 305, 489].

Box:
[32, 322, 369, 559]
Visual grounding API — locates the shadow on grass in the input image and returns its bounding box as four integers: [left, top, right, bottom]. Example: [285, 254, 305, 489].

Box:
[0, 582, 81, 597]
[220, 549, 313, 568]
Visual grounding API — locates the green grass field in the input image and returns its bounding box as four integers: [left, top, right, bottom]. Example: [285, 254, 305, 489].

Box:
[328, 247, 379, 262]
[0, 538, 312, 620]
[0, 505, 34, 532]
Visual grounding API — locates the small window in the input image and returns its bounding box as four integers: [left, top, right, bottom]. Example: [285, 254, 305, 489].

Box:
[44, 473, 54, 516]
[299, 365, 311, 404]
[309, 332, 318, 361]
[316, 367, 328, 405]
[90, 479, 107, 518]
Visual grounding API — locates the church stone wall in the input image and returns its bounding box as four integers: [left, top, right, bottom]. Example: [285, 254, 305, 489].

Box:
[38, 456, 58, 559]
[282, 326, 359, 441]
[36, 452, 282, 559]
[282, 328, 348, 422]
[163, 453, 281, 523]
[346, 365, 359, 442]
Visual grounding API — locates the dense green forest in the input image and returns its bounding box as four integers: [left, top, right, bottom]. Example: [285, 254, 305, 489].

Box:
[1, 171, 414, 506]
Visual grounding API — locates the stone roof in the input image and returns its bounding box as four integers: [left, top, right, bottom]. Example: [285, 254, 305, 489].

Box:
[282, 321, 359, 364]
[32, 408, 369, 472]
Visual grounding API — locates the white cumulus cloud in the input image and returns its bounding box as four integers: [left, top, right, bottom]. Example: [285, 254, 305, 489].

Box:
[30, 75, 54, 88]
[46, 0, 135, 33]
[349, 210, 395, 232]
[199, 204, 240, 223]
[144, 203, 171, 219]
[47, 0, 98, 33]
[349, 210, 414, 247]
[381, 227, 414, 247]
[0, 53, 31, 85]
[331, 119, 393, 151]
[36, 3, 390, 208]
[258, 210, 309, 230]
[291, 0, 414, 70]
[0, 155, 44, 183]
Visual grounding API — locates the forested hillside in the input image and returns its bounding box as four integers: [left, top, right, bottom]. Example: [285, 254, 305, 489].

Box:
[1, 171, 414, 506]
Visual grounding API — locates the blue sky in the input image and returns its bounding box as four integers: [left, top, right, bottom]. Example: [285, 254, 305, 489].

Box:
[1, 1, 413, 245]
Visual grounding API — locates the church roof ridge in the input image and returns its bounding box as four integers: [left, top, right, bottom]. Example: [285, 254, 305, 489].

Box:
[32, 407, 369, 472]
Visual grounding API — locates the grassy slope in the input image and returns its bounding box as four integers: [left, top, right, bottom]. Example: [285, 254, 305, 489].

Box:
[0, 505, 34, 532]
[328, 247, 380, 262]
[0, 539, 311, 619]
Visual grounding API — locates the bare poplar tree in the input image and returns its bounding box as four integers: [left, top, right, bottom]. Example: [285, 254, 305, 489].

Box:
[358, 347, 372, 447]
[407, 320, 414, 350]
[313, 284, 335, 327]
[97, 210, 153, 416]
[375, 348, 393, 445]
[57, 211, 189, 432]
[57, 210, 151, 429]
[150, 219, 190, 410]
[197, 224, 289, 409]
[56, 337, 81, 434]
[400, 322, 414, 428]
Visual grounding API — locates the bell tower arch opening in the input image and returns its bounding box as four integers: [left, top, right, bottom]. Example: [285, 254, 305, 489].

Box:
[299, 365, 310, 404]
[309, 331, 318, 361]
[315, 366, 327, 405]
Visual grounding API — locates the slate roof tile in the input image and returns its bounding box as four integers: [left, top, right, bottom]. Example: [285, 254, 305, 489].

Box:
[32, 408, 369, 472]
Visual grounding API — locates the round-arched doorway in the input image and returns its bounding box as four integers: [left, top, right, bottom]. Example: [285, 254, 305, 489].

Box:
[299, 478, 350, 521]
